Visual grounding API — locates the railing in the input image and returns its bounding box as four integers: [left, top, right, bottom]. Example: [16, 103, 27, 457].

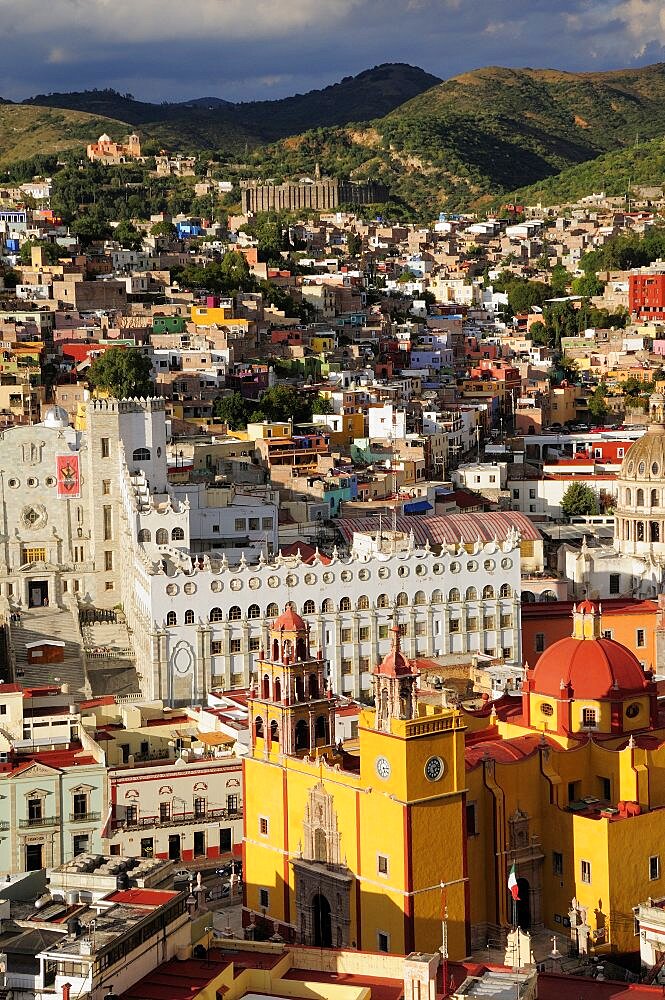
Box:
[69, 812, 101, 823]
[86, 648, 133, 660]
[19, 815, 57, 828]
[0, 821, 9, 831]
[112, 807, 242, 830]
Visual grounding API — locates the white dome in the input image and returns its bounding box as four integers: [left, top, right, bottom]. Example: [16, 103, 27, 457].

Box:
[43, 406, 69, 429]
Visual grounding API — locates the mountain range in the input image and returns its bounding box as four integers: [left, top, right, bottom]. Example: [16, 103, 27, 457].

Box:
[6, 62, 665, 214]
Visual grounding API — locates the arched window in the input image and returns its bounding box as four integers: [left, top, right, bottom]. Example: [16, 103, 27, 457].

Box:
[209, 607, 224, 622]
[466, 586, 478, 601]
[295, 719, 309, 751]
[449, 588, 460, 602]
[254, 716, 264, 739]
[357, 595, 369, 610]
[262, 675, 270, 699]
[483, 585, 494, 599]
[184, 609, 195, 625]
[500, 584, 512, 598]
[432, 589, 443, 604]
[247, 604, 260, 619]
[172, 527, 185, 541]
[133, 447, 150, 462]
[266, 602, 279, 618]
[377, 594, 390, 608]
[315, 715, 327, 741]
[228, 606, 241, 621]
[156, 528, 168, 545]
[321, 598, 334, 613]
[303, 599, 316, 615]
[539, 590, 557, 603]
[637, 488, 645, 506]
[651, 521, 660, 543]
[396, 592, 408, 607]
[637, 521, 645, 541]
[414, 590, 426, 605]
[626, 488, 632, 506]
[652, 489, 660, 508]
[138, 528, 151, 543]
[522, 591, 535, 604]
[166, 611, 177, 626]
[274, 677, 281, 702]
[339, 596, 351, 611]
[270, 720, 279, 744]
[309, 673, 319, 698]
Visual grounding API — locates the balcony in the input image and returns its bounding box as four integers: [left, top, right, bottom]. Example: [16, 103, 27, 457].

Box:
[112, 807, 242, 831]
[70, 811, 101, 824]
[19, 815, 57, 828]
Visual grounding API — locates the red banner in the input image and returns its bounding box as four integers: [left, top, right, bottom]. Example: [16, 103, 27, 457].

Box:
[56, 454, 81, 499]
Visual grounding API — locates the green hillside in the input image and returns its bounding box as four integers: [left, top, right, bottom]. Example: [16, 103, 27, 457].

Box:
[22, 64, 441, 151]
[0, 105, 130, 166]
[240, 62, 665, 216]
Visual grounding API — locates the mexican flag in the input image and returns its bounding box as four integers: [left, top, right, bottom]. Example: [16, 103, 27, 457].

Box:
[508, 863, 520, 901]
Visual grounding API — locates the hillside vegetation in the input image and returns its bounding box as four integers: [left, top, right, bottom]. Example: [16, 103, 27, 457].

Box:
[0, 105, 129, 166]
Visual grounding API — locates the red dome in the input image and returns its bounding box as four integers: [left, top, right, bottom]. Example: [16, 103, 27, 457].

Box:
[576, 599, 597, 614]
[532, 635, 648, 699]
[374, 625, 415, 677]
[272, 608, 306, 632]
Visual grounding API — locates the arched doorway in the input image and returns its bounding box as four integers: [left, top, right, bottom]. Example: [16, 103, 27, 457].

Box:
[313, 893, 332, 946]
[515, 878, 531, 930]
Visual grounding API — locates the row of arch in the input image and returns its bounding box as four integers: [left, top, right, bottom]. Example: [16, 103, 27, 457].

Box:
[616, 519, 662, 543]
[254, 714, 329, 750]
[260, 672, 319, 701]
[164, 584, 515, 626]
[622, 488, 663, 508]
[139, 527, 185, 543]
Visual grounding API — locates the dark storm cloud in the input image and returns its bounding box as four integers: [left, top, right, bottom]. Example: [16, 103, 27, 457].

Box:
[0, 0, 663, 102]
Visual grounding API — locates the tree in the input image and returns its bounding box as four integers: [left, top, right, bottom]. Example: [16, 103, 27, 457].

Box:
[506, 279, 551, 315]
[561, 482, 598, 518]
[113, 221, 144, 251]
[18, 239, 63, 265]
[213, 392, 250, 430]
[150, 221, 177, 238]
[571, 273, 605, 297]
[550, 263, 570, 297]
[347, 232, 362, 256]
[528, 321, 550, 346]
[87, 347, 154, 398]
[251, 385, 313, 424]
[311, 395, 332, 415]
[588, 380, 609, 422]
[71, 212, 112, 247]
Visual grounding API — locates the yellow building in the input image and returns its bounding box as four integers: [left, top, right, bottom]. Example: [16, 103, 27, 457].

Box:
[244, 602, 665, 960]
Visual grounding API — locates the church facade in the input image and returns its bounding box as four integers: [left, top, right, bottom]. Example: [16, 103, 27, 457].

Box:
[243, 603, 665, 959]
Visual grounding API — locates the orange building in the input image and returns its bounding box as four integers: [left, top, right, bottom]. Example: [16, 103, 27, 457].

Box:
[521, 598, 658, 671]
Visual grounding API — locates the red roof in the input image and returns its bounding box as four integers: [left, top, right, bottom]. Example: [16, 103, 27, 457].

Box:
[532, 635, 649, 699]
[279, 542, 331, 565]
[272, 608, 306, 631]
[106, 888, 179, 907]
[374, 625, 415, 678]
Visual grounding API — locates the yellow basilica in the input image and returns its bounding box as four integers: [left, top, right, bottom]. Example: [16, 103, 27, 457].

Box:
[242, 601, 665, 959]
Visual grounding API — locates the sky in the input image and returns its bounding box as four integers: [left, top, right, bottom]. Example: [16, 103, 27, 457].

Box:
[3, 0, 665, 103]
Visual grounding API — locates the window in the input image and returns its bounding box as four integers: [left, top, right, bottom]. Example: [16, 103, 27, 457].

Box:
[650, 856, 660, 881]
[249, 637, 260, 652]
[610, 573, 620, 593]
[599, 776, 611, 801]
[303, 600, 316, 615]
[234, 518, 246, 531]
[166, 611, 177, 626]
[535, 633, 545, 653]
[553, 851, 563, 877]
[341, 658, 352, 674]
[377, 594, 390, 608]
[156, 528, 168, 545]
[184, 609, 195, 625]
[259, 888, 270, 909]
[211, 640, 223, 654]
[262, 517, 274, 530]
[210, 607, 224, 622]
[194, 797, 206, 818]
[228, 606, 241, 621]
[73, 793, 88, 818]
[321, 598, 334, 613]
[27, 797, 42, 821]
[359, 626, 370, 641]
[101, 437, 110, 458]
[377, 932, 390, 953]
[581, 860, 592, 884]
[449, 619, 460, 633]
[582, 707, 597, 728]
[377, 854, 389, 875]
[103, 505, 112, 541]
[73, 834, 89, 857]
[637, 629, 646, 648]
[104, 550, 113, 571]
[133, 447, 151, 462]
[102, 479, 111, 495]
[340, 596, 351, 611]
[466, 802, 477, 836]
[266, 602, 278, 618]
[230, 639, 241, 654]
[529, 488, 536, 499]
[341, 628, 352, 643]
[172, 527, 185, 541]
[500, 584, 512, 598]
[140, 837, 154, 858]
[357, 595, 369, 610]
[259, 817, 269, 836]
[248, 517, 259, 531]
[247, 603, 260, 619]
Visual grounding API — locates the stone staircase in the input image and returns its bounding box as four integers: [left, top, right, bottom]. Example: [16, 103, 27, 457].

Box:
[11, 606, 89, 696]
[82, 618, 141, 698]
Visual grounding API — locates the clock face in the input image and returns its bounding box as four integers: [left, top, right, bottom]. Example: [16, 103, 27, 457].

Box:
[424, 755, 445, 782]
[376, 756, 391, 780]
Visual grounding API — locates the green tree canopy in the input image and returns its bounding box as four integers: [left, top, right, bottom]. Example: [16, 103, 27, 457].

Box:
[587, 380, 609, 422]
[506, 279, 552, 315]
[71, 211, 113, 247]
[347, 232, 362, 256]
[150, 221, 177, 238]
[549, 263, 570, 297]
[113, 221, 144, 252]
[571, 273, 605, 297]
[213, 392, 251, 430]
[561, 482, 598, 518]
[18, 239, 64, 265]
[87, 347, 154, 398]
